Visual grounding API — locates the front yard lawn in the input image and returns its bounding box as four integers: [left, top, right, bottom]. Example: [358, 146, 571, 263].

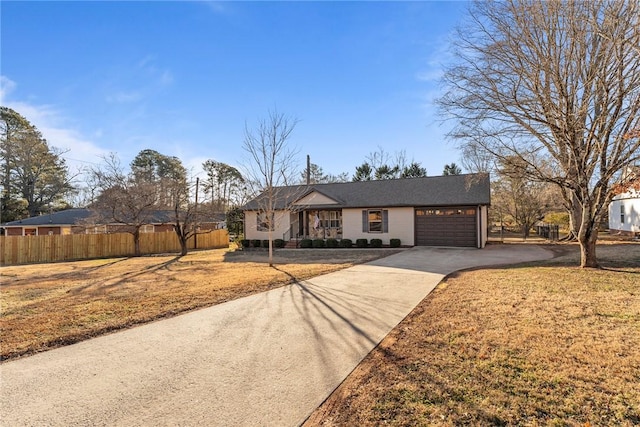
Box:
[0, 247, 400, 361]
[305, 243, 640, 426]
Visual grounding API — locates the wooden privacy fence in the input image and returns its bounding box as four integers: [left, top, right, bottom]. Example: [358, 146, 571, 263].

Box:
[0, 230, 229, 266]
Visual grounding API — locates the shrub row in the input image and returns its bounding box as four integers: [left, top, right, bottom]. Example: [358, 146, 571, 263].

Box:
[240, 239, 285, 249]
[240, 238, 402, 249]
[298, 238, 400, 248]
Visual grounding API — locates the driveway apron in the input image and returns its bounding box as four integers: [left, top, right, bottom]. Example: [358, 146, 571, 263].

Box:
[0, 245, 553, 426]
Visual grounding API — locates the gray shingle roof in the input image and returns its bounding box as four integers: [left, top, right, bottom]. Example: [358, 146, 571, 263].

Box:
[2, 209, 94, 226]
[242, 173, 491, 210]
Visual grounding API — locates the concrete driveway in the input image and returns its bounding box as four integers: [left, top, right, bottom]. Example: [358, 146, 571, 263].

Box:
[0, 245, 552, 426]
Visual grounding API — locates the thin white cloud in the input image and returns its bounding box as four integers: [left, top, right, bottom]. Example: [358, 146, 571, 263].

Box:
[102, 55, 174, 104]
[183, 155, 209, 181]
[137, 54, 156, 70]
[106, 90, 143, 104]
[415, 38, 455, 126]
[415, 35, 454, 83]
[135, 55, 173, 84]
[415, 68, 443, 83]
[203, 1, 229, 15]
[5, 99, 109, 173]
[159, 70, 174, 86]
[110, 55, 174, 102]
[0, 75, 17, 101]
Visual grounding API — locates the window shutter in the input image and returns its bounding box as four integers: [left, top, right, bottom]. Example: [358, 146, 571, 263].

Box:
[382, 210, 389, 233]
[362, 210, 367, 232]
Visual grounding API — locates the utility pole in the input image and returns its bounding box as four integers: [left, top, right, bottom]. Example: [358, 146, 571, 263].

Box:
[194, 177, 199, 249]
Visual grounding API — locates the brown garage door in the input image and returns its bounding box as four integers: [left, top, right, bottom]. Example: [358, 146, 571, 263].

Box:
[415, 207, 477, 247]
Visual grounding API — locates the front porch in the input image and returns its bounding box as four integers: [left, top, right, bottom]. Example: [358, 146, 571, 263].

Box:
[282, 209, 343, 247]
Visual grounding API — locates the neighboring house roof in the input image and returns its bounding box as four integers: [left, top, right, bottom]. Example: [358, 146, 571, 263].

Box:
[2, 208, 224, 227]
[2, 209, 94, 227]
[242, 173, 491, 211]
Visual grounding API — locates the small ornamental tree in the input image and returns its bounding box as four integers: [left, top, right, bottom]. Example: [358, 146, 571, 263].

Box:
[242, 110, 299, 267]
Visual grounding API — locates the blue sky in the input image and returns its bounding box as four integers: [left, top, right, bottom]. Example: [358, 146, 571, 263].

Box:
[1, 1, 467, 185]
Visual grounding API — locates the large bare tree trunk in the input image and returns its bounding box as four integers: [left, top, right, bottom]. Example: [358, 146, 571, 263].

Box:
[577, 199, 601, 268]
[565, 202, 582, 242]
[578, 222, 599, 268]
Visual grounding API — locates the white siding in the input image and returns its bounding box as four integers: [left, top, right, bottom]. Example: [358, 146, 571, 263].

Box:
[609, 193, 640, 233]
[244, 210, 291, 241]
[342, 207, 414, 246]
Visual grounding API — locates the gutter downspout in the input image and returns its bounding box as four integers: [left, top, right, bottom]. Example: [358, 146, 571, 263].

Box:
[477, 205, 482, 249]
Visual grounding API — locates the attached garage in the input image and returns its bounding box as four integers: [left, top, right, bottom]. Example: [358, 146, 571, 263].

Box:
[415, 207, 478, 247]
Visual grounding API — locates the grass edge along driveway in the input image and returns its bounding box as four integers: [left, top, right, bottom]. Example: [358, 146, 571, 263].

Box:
[304, 243, 640, 427]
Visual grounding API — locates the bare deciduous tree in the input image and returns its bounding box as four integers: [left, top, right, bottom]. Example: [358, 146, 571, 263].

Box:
[170, 178, 202, 257]
[439, 0, 640, 267]
[90, 151, 202, 257]
[242, 110, 299, 267]
[89, 153, 159, 256]
[460, 143, 495, 174]
[493, 157, 549, 239]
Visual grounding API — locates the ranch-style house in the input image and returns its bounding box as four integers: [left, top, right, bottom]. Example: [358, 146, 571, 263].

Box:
[242, 173, 491, 248]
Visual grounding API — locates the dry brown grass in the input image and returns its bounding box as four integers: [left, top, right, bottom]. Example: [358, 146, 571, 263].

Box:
[0, 246, 401, 361]
[305, 243, 640, 427]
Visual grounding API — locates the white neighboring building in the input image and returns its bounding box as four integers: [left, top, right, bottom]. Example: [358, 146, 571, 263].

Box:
[609, 190, 640, 236]
[608, 166, 640, 236]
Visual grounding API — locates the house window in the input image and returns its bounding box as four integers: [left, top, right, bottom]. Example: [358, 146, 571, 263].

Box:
[328, 211, 342, 228]
[620, 205, 625, 224]
[257, 211, 274, 231]
[362, 209, 388, 233]
[369, 210, 383, 232]
[416, 208, 475, 216]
